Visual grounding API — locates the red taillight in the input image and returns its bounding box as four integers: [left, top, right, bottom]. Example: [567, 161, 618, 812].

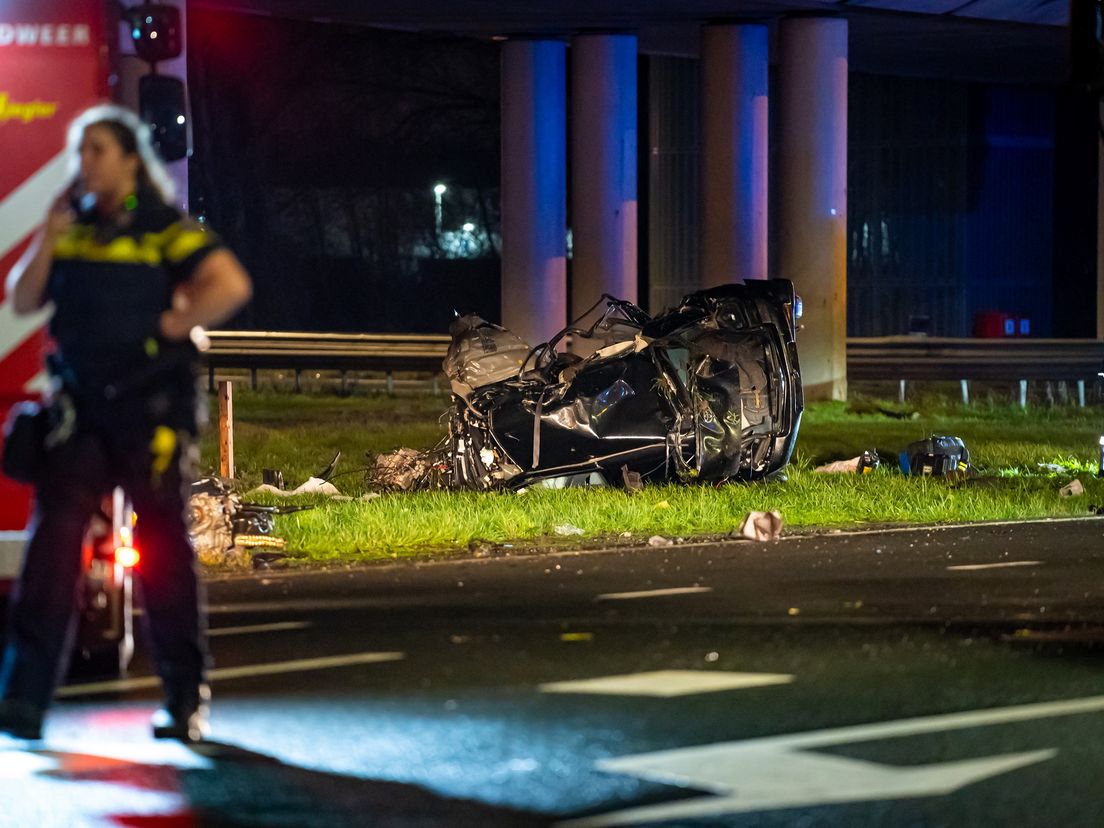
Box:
[115, 546, 140, 568]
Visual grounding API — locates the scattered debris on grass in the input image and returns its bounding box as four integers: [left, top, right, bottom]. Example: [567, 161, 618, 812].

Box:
[738, 510, 784, 541]
[190, 476, 302, 567]
[554, 523, 585, 536]
[899, 435, 972, 477]
[1060, 480, 1086, 498]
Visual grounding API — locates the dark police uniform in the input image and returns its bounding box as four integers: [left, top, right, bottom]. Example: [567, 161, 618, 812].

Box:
[0, 188, 221, 730]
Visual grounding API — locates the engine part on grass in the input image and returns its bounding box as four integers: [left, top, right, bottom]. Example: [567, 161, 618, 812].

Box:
[899, 436, 971, 477]
[189, 476, 293, 565]
[393, 281, 802, 492]
[189, 483, 238, 564]
[233, 504, 277, 536]
[372, 447, 432, 491]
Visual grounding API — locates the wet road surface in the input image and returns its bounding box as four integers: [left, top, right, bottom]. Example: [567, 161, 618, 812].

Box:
[2, 516, 1103, 826]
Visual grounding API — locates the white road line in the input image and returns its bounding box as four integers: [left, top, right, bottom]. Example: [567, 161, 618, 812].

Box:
[204, 599, 417, 614]
[596, 586, 713, 601]
[708, 693, 1104, 753]
[541, 670, 794, 698]
[57, 651, 405, 697]
[207, 621, 313, 637]
[947, 560, 1043, 572]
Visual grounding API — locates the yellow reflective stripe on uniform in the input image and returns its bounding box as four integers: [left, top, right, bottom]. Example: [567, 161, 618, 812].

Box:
[163, 225, 211, 264]
[53, 226, 163, 265]
[51, 221, 210, 267]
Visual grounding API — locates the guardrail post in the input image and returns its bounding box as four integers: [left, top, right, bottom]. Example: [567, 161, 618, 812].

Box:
[431, 375, 441, 397]
[340, 371, 349, 396]
[386, 371, 394, 394]
[218, 380, 234, 479]
[960, 380, 969, 406]
[250, 367, 258, 391]
[294, 369, 302, 394]
[208, 365, 215, 394]
[1019, 379, 1028, 408]
[898, 379, 906, 404]
[1078, 380, 1086, 408]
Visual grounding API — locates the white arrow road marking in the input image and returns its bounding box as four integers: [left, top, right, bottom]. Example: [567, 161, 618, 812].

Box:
[560, 694, 1104, 826]
[595, 587, 713, 601]
[563, 749, 1055, 826]
[57, 651, 405, 697]
[541, 670, 794, 698]
[946, 561, 1042, 571]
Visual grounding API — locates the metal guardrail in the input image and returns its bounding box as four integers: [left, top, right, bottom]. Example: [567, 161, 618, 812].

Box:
[203, 330, 451, 391]
[202, 330, 1104, 392]
[846, 337, 1104, 382]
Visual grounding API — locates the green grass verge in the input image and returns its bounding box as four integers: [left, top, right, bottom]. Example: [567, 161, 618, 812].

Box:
[199, 390, 1104, 564]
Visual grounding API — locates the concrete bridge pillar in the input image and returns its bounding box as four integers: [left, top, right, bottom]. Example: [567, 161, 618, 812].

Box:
[570, 33, 638, 326]
[778, 16, 849, 401]
[701, 23, 769, 286]
[500, 39, 568, 346]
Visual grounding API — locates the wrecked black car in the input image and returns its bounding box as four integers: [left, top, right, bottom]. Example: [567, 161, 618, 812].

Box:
[376, 280, 803, 491]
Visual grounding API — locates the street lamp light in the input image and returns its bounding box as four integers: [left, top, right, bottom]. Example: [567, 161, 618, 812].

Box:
[433, 183, 447, 238]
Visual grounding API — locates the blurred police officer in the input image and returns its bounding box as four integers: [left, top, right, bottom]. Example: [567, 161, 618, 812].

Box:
[0, 104, 251, 742]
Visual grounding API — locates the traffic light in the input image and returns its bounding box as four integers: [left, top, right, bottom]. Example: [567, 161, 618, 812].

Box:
[125, 4, 182, 64]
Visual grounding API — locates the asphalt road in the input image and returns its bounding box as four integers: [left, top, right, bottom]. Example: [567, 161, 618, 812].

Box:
[2, 516, 1104, 827]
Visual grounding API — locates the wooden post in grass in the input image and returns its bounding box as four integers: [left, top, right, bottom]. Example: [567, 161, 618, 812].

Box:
[219, 380, 234, 479]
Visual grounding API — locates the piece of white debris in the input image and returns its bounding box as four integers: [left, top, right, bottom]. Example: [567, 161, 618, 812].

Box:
[739, 510, 784, 541]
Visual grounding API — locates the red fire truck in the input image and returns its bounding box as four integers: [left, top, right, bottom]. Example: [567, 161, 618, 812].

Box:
[1, 0, 135, 677]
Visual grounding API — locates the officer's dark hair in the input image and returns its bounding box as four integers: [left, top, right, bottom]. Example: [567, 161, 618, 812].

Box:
[87, 119, 162, 200]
